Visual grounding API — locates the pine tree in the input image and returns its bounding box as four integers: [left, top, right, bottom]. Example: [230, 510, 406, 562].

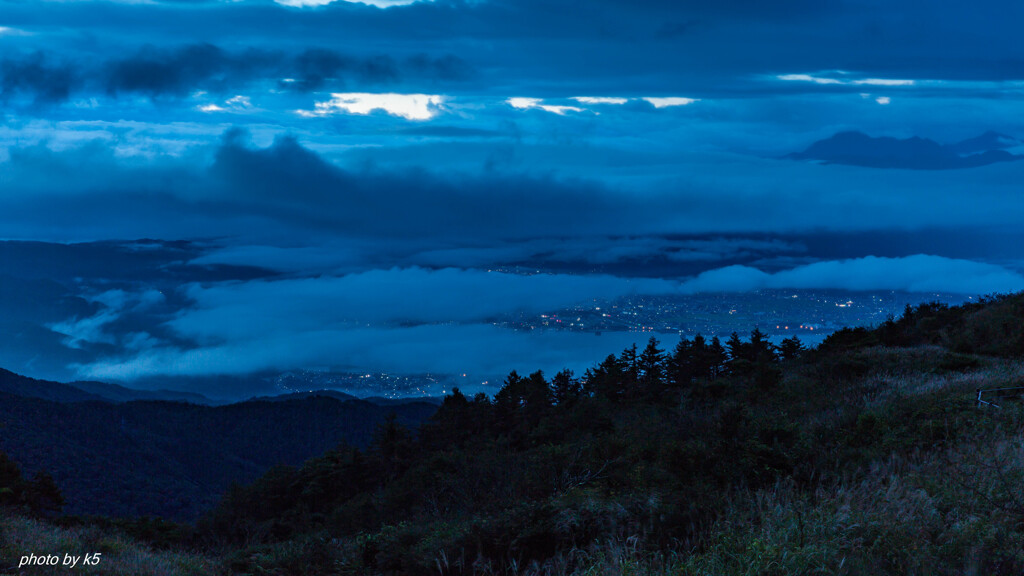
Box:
[638, 337, 666, 397]
[584, 354, 627, 400]
[749, 327, 778, 362]
[726, 332, 747, 362]
[371, 413, 415, 485]
[690, 334, 709, 379]
[668, 336, 694, 389]
[522, 370, 553, 421]
[422, 388, 471, 448]
[620, 343, 639, 395]
[551, 369, 580, 406]
[779, 336, 806, 361]
[494, 370, 524, 429]
[708, 336, 728, 379]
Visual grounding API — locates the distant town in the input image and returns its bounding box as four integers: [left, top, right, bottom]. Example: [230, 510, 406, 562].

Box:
[508, 289, 967, 340]
[269, 289, 969, 398]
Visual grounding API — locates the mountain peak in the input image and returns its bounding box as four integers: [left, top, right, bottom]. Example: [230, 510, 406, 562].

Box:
[949, 131, 1021, 156]
[790, 131, 1022, 170]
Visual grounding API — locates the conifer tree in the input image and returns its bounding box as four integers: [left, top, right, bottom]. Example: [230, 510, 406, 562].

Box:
[708, 336, 728, 379]
[726, 332, 747, 363]
[620, 343, 640, 396]
[522, 370, 553, 421]
[638, 337, 666, 397]
[584, 354, 627, 400]
[779, 336, 806, 360]
[749, 327, 778, 362]
[668, 336, 694, 389]
[550, 369, 580, 406]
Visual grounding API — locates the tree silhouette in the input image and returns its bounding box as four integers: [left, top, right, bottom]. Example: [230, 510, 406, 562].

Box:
[550, 369, 580, 406]
[779, 336, 806, 360]
[638, 337, 666, 398]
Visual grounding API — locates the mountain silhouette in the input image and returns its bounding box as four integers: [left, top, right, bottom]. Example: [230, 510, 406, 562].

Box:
[789, 131, 1023, 169]
[947, 130, 1021, 156]
[0, 368, 438, 520]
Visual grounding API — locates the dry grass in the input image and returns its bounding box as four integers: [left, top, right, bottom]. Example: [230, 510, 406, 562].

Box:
[0, 514, 220, 576]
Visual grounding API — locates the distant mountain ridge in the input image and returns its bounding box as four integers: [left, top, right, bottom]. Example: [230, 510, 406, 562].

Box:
[789, 130, 1024, 169]
[1, 368, 443, 407]
[0, 368, 214, 404]
[250, 389, 444, 406]
[0, 368, 109, 403]
[0, 367, 439, 520]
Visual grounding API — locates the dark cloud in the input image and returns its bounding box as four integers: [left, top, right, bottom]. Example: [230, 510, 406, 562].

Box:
[0, 44, 473, 104]
[287, 48, 352, 91]
[398, 125, 504, 138]
[277, 51, 469, 91]
[1, 52, 80, 105]
[202, 130, 638, 240]
[4, 0, 1023, 104]
[404, 53, 473, 81]
[407, 237, 807, 272]
[4, 130, 1024, 247]
[104, 43, 272, 97]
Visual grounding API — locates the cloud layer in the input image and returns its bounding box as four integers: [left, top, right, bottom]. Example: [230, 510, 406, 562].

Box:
[680, 256, 1024, 296]
[66, 255, 1024, 385]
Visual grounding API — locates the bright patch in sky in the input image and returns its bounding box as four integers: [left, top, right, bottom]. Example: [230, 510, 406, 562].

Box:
[507, 97, 541, 109]
[197, 95, 254, 114]
[299, 93, 445, 121]
[643, 97, 698, 108]
[226, 95, 253, 109]
[778, 73, 915, 87]
[777, 74, 843, 85]
[275, 0, 427, 7]
[507, 97, 584, 115]
[854, 78, 915, 87]
[572, 97, 629, 105]
[876, 96, 891, 105]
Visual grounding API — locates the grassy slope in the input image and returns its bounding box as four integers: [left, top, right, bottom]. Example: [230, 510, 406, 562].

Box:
[200, 348, 1023, 575]
[215, 289, 1024, 574]
[5, 295, 1024, 575]
[0, 512, 221, 575]
[674, 350, 1024, 575]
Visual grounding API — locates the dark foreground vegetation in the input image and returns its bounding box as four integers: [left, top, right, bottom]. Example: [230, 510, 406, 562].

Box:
[3, 293, 1024, 574]
[0, 390, 437, 520]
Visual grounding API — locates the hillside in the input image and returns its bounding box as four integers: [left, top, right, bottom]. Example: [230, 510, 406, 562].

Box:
[0, 393, 437, 520]
[0, 369, 108, 404]
[193, 293, 1024, 575]
[2, 293, 1023, 575]
[0, 369, 213, 405]
[0, 512, 218, 576]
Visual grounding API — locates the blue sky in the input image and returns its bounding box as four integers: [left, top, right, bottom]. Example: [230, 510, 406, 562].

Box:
[2, 0, 1024, 393]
